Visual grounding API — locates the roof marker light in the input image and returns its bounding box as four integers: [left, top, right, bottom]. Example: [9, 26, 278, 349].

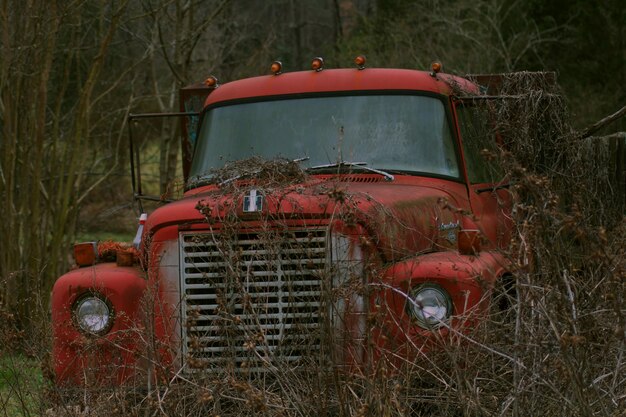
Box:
[354, 55, 366, 70]
[430, 61, 442, 77]
[270, 61, 283, 75]
[204, 75, 219, 88]
[311, 57, 324, 72]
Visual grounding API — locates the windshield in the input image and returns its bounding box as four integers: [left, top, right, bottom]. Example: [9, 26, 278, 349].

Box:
[190, 94, 459, 181]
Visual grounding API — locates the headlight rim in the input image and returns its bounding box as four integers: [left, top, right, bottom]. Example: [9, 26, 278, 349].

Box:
[72, 292, 115, 336]
[406, 283, 453, 330]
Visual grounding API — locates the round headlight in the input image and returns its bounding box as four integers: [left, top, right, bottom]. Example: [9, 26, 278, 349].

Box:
[74, 295, 113, 335]
[407, 285, 452, 329]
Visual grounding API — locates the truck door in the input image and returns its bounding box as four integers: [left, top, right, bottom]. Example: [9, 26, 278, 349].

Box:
[454, 100, 512, 248]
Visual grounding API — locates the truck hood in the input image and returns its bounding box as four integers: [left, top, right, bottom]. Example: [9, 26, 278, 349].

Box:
[143, 175, 469, 261]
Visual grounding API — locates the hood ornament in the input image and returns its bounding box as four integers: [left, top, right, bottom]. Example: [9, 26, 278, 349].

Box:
[243, 189, 263, 212]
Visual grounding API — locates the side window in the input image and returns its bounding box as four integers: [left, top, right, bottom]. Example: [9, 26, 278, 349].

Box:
[456, 103, 503, 184]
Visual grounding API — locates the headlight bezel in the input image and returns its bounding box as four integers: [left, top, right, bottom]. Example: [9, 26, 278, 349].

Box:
[72, 293, 115, 336]
[406, 283, 453, 330]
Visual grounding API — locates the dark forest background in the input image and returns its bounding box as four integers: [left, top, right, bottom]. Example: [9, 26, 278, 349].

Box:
[0, 0, 624, 327]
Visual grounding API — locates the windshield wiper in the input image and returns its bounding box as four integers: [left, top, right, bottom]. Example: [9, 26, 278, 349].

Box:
[186, 175, 211, 189]
[306, 161, 395, 181]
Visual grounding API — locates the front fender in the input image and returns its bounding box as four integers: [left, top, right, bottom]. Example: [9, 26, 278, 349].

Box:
[51, 263, 147, 386]
[370, 250, 509, 359]
[382, 250, 508, 307]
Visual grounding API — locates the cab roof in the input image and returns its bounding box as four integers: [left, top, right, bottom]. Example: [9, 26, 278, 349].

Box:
[204, 68, 478, 107]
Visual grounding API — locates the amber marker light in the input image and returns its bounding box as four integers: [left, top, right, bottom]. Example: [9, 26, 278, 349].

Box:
[74, 242, 98, 267]
[270, 61, 283, 75]
[116, 250, 134, 267]
[430, 61, 442, 77]
[354, 55, 366, 70]
[204, 75, 218, 88]
[311, 57, 324, 72]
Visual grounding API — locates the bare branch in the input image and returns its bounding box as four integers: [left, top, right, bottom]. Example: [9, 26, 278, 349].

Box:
[579, 105, 626, 139]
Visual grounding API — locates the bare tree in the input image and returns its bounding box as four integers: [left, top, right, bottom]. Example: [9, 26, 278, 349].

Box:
[0, 0, 131, 326]
[139, 0, 230, 197]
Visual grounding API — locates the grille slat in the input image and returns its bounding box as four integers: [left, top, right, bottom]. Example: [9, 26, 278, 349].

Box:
[186, 322, 321, 332]
[189, 345, 323, 354]
[182, 291, 321, 301]
[184, 236, 326, 246]
[189, 333, 318, 342]
[184, 271, 322, 280]
[183, 281, 322, 290]
[182, 258, 326, 269]
[193, 355, 315, 364]
[184, 247, 327, 258]
[180, 228, 327, 372]
[191, 310, 322, 321]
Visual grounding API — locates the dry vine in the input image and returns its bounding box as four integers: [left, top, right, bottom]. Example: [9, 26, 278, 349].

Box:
[26, 73, 626, 416]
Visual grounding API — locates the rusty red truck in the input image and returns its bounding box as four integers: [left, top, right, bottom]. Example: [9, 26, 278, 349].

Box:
[51, 57, 512, 385]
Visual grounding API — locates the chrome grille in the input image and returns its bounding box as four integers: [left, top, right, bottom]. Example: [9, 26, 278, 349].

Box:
[180, 228, 328, 372]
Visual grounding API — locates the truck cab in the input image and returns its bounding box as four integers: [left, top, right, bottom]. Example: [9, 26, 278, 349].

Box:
[51, 60, 512, 385]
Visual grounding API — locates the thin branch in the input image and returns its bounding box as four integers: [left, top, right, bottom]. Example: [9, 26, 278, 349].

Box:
[579, 106, 626, 139]
[585, 132, 626, 141]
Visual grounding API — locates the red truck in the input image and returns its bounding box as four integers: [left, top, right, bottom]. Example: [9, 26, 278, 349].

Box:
[51, 58, 512, 385]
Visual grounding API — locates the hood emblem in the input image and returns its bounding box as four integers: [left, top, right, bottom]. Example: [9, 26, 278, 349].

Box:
[243, 189, 263, 212]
